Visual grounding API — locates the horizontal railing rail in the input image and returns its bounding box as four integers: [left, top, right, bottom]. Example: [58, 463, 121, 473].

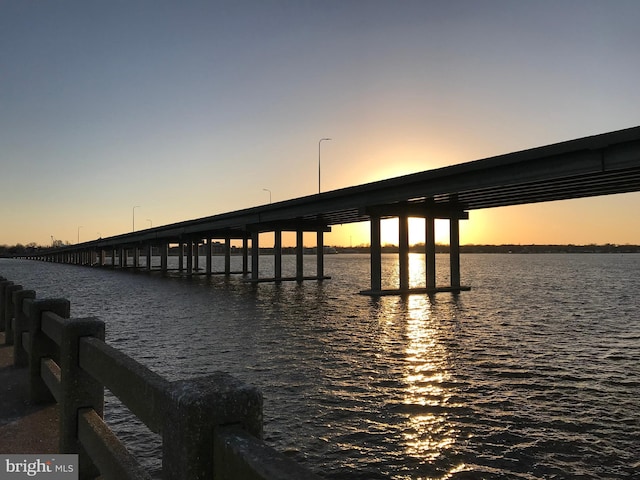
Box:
[78, 336, 170, 435]
[0, 274, 323, 480]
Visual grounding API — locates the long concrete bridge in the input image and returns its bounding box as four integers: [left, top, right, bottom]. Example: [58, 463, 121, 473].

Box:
[28, 125, 640, 294]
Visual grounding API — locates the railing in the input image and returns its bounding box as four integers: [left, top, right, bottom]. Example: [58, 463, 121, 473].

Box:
[0, 275, 322, 480]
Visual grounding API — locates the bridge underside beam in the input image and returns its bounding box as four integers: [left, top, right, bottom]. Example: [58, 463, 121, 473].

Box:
[245, 220, 331, 234]
[364, 200, 469, 220]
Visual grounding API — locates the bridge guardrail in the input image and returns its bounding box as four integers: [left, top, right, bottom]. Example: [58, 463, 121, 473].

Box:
[0, 275, 322, 480]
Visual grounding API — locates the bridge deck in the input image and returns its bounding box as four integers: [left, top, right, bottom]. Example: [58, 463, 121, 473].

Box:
[57, 125, 640, 250]
[30, 125, 640, 294]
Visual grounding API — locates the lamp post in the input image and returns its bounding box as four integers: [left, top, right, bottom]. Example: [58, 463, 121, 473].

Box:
[263, 188, 272, 203]
[77, 226, 83, 244]
[318, 137, 331, 194]
[147, 219, 152, 228]
[133, 206, 140, 232]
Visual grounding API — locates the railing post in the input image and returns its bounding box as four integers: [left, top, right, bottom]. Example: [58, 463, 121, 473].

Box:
[25, 298, 71, 403]
[162, 372, 263, 480]
[0, 279, 14, 334]
[3, 284, 23, 345]
[12, 289, 36, 366]
[58, 317, 105, 479]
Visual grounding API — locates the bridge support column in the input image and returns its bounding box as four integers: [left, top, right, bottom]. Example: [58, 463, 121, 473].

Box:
[296, 230, 304, 282]
[317, 230, 324, 279]
[251, 231, 259, 281]
[224, 238, 231, 275]
[134, 247, 140, 268]
[370, 216, 382, 293]
[186, 241, 194, 275]
[425, 217, 436, 290]
[242, 236, 249, 275]
[161, 243, 168, 272]
[178, 242, 184, 272]
[146, 244, 152, 271]
[274, 230, 282, 280]
[206, 238, 212, 275]
[194, 241, 200, 272]
[450, 218, 461, 289]
[399, 215, 409, 291]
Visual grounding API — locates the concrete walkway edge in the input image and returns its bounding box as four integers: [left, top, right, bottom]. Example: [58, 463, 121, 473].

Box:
[0, 332, 59, 454]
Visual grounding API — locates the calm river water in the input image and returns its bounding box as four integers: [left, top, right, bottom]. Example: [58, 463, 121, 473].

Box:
[2, 253, 639, 479]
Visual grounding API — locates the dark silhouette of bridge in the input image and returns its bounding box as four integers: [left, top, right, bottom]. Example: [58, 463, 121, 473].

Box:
[32, 126, 640, 294]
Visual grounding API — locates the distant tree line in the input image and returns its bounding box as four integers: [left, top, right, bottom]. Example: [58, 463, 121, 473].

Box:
[1, 243, 41, 257]
[0, 241, 69, 257]
[3, 242, 640, 258]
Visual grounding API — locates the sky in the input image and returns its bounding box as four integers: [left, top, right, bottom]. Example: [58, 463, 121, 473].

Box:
[1, 0, 639, 247]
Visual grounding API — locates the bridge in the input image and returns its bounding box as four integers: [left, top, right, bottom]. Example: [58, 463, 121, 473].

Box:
[29, 125, 640, 295]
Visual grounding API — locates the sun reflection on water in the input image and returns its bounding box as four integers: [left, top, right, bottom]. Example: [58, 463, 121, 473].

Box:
[401, 295, 458, 467]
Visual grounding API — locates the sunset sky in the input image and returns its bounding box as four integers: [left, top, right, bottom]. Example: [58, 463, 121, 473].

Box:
[2, 1, 639, 247]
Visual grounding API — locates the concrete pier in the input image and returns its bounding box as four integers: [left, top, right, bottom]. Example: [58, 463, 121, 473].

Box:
[360, 200, 470, 295]
[245, 224, 330, 284]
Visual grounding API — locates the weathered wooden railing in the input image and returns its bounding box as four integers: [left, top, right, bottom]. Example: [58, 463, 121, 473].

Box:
[0, 275, 322, 480]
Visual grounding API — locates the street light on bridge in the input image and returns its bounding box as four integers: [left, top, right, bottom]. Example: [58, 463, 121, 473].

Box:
[77, 226, 83, 244]
[133, 206, 140, 232]
[318, 137, 331, 194]
[263, 188, 272, 203]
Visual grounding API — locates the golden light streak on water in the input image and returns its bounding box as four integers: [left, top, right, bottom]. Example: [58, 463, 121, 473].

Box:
[402, 295, 457, 467]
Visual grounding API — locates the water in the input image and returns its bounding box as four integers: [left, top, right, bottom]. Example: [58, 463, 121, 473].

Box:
[2, 253, 639, 479]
